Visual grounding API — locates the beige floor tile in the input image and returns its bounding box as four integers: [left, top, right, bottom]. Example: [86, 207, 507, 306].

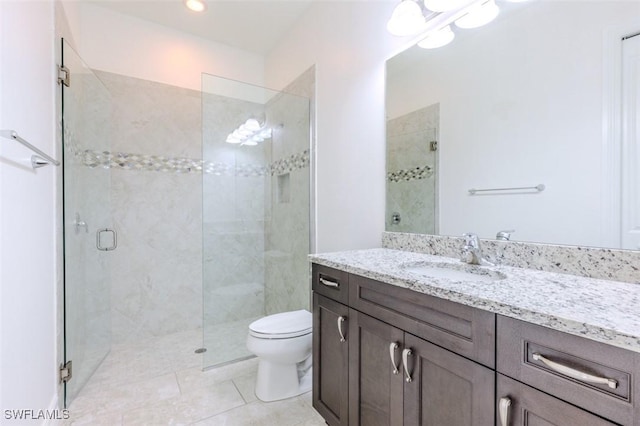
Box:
[231, 373, 258, 404]
[67, 330, 322, 426]
[63, 410, 123, 426]
[69, 373, 180, 416]
[122, 380, 245, 425]
[193, 395, 320, 426]
[176, 358, 258, 393]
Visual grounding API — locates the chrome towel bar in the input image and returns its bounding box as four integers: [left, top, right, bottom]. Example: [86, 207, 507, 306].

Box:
[1, 129, 60, 168]
[468, 184, 545, 195]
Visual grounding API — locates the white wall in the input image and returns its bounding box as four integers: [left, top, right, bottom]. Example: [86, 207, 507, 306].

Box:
[62, 2, 264, 91]
[0, 0, 58, 421]
[386, 1, 638, 247]
[266, 1, 407, 253]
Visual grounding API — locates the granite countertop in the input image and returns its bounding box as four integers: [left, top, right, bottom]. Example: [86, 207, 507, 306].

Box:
[310, 248, 640, 353]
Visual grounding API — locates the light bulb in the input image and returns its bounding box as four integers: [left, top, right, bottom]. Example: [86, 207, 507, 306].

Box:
[244, 118, 262, 131]
[226, 134, 241, 144]
[455, 0, 499, 29]
[184, 0, 206, 12]
[387, 0, 426, 37]
[237, 125, 253, 136]
[242, 140, 258, 146]
[423, 0, 472, 12]
[417, 25, 455, 49]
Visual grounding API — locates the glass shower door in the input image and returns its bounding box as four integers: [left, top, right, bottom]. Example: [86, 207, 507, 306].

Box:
[201, 73, 311, 369]
[61, 39, 113, 406]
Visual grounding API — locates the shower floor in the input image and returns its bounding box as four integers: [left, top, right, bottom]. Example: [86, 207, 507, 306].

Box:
[64, 324, 323, 425]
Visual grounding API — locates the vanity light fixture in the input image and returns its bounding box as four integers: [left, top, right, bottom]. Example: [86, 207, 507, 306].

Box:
[388, 0, 502, 49]
[387, 0, 427, 37]
[455, 0, 499, 29]
[226, 119, 272, 146]
[423, 0, 474, 13]
[417, 25, 455, 49]
[184, 0, 207, 13]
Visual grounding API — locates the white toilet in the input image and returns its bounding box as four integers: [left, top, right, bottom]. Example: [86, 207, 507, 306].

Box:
[246, 309, 313, 402]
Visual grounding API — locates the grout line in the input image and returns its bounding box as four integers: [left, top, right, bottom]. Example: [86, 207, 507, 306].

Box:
[231, 378, 249, 405]
[175, 371, 183, 396]
[189, 399, 260, 426]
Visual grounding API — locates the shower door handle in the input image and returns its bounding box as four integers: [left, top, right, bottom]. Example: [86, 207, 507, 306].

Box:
[96, 228, 117, 251]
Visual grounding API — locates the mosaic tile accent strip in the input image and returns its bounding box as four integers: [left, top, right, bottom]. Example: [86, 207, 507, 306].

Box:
[387, 165, 433, 182]
[67, 142, 308, 177]
[270, 150, 310, 176]
[64, 123, 310, 177]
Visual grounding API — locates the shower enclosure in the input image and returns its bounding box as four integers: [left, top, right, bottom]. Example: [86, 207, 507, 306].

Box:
[61, 39, 312, 407]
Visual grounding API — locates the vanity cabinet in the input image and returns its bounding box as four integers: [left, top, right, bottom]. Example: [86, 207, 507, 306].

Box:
[402, 332, 494, 425]
[497, 315, 640, 425]
[348, 309, 404, 425]
[496, 374, 617, 426]
[312, 264, 495, 426]
[312, 263, 350, 426]
[312, 263, 640, 426]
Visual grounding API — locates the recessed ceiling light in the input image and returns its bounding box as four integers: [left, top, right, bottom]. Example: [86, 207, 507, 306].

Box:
[184, 0, 207, 13]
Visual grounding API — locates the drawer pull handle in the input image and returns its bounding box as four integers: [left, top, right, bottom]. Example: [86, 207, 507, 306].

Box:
[402, 348, 413, 382]
[320, 277, 340, 288]
[389, 342, 400, 374]
[499, 397, 511, 426]
[532, 353, 618, 389]
[337, 316, 346, 342]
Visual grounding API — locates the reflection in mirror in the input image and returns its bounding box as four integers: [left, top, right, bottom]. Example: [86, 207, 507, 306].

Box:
[386, 0, 640, 250]
[386, 104, 439, 234]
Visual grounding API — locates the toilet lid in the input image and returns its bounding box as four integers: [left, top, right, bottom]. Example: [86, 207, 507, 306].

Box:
[249, 310, 312, 338]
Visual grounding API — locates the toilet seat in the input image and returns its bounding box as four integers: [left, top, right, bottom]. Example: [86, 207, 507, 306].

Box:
[249, 310, 312, 339]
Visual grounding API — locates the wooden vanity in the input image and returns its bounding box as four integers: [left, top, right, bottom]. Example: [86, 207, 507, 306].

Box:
[311, 263, 640, 426]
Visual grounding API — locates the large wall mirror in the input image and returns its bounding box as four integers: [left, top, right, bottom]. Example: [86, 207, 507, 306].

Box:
[386, 0, 640, 250]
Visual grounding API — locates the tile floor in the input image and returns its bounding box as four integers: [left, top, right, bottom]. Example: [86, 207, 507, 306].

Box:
[65, 329, 325, 425]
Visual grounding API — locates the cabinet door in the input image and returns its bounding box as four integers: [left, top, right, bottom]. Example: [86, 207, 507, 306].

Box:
[349, 310, 404, 426]
[313, 293, 350, 426]
[496, 374, 617, 426]
[403, 334, 495, 426]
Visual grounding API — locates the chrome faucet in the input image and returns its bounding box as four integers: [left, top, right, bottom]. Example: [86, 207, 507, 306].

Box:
[496, 229, 515, 241]
[461, 233, 483, 265]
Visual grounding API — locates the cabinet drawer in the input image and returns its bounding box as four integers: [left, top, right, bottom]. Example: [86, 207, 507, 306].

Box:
[349, 273, 495, 368]
[312, 264, 349, 305]
[497, 315, 640, 425]
[496, 374, 617, 426]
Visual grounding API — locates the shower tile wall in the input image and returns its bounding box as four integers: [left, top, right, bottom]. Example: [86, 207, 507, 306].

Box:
[264, 67, 314, 315]
[95, 71, 203, 344]
[386, 103, 439, 235]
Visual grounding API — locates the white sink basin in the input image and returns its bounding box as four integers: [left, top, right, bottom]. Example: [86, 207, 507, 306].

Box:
[403, 262, 506, 283]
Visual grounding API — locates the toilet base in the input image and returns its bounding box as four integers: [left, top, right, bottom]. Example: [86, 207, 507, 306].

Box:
[255, 359, 312, 402]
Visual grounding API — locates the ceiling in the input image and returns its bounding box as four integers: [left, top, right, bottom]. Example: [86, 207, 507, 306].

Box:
[87, 0, 315, 55]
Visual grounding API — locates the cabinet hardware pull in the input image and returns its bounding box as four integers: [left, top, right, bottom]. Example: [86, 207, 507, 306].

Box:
[389, 342, 400, 374]
[532, 353, 618, 389]
[320, 277, 339, 288]
[499, 397, 511, 426]
[402, 348, 413, 382]
[337, 316, 346, 342]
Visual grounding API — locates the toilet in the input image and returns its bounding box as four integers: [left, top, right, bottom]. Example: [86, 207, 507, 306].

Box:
[246, 309, 313, 402]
